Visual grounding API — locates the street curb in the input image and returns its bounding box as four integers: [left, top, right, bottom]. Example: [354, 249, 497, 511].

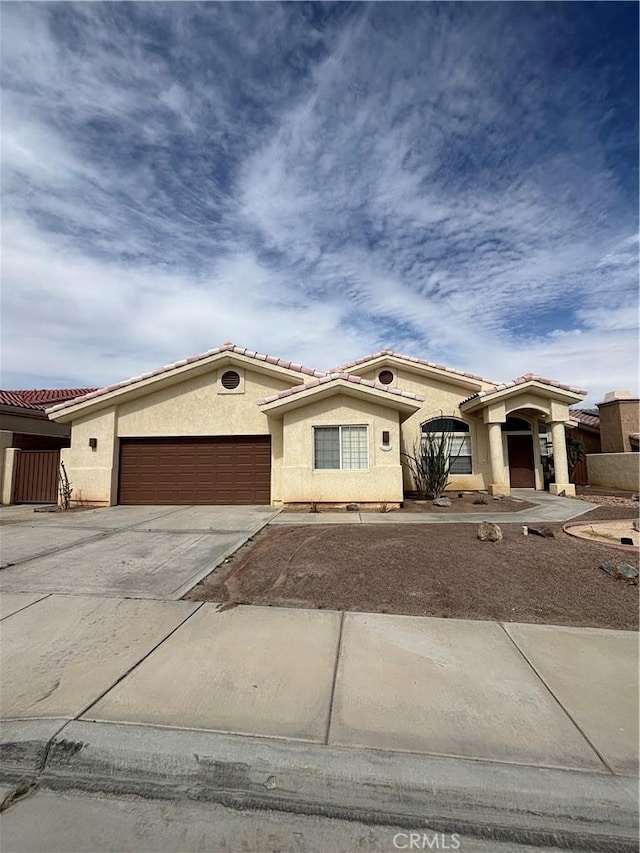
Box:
[5, 720, 638, 852]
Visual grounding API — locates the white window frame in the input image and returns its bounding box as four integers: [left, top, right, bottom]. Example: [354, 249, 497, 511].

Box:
[313, 425, 369, 471]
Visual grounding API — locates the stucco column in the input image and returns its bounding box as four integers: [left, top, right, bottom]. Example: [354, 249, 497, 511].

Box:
[2, 447, 19, 505]
[549, 420, 575, 496]
[487, 422, 510, 496]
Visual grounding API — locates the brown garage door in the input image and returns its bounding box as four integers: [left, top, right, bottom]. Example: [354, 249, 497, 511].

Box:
[118, 436, 271, 505]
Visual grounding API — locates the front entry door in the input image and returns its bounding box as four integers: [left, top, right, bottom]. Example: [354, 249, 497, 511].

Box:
[507, 435, 536, 488]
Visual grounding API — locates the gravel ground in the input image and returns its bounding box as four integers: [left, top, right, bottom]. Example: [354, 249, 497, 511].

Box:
[186, 508, 639, 630]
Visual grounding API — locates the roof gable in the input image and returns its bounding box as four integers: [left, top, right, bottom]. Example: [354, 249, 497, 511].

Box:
[461, 374, 587, 411]
[257, 372, 424, 417]
[48, 344, 324, 420]
[333, 350, 497, 391]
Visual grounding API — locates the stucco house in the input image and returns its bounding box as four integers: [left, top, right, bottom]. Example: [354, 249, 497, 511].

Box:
[45, 343, 586, 507]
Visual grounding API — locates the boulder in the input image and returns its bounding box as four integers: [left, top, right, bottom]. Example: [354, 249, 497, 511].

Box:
[346, 503, 359, 512]
[527, 526, 555, 539]
[478, 522, 503, 542]
[433, 497, 452, 507]
[599, 560, 639, 584]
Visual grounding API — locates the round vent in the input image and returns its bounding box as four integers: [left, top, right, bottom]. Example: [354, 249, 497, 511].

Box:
[378, 369, 394, 385]
[221, 370, 241, 390]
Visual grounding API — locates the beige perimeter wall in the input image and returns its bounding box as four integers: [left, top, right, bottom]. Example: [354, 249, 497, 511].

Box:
[586, 453, 640, 492]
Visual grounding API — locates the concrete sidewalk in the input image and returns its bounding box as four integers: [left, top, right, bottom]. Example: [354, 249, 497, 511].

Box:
[1, 594, 637, 849]
[271, 489, 601, 525]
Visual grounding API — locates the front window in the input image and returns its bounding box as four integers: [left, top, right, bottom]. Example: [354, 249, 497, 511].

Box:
[422, 418, 472, 474]
[314, 426, 368, 470]
[538, 424, 550, 457]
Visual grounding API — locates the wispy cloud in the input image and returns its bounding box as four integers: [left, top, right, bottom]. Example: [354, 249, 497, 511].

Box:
[1, 2, 637, 402]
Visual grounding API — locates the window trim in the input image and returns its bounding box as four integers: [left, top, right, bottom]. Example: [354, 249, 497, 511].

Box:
[421, 417, 473, 476]
[313, 424, 369, 471]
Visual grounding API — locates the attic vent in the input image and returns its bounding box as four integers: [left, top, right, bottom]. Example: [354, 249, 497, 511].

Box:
[378, 370, 394, 385]
[221, 370, 241, 390]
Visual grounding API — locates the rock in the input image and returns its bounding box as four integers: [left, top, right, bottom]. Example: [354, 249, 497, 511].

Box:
[492, 494, 506, 501]
[527, 526, 555, 539]
[478, 522, 503, 542]
[615, 563, 639, 582]
[599, 560, 639, 584]
[433, 497, 451, 507]
[346, 503, 359, 512]
[632, 494, 639, 502]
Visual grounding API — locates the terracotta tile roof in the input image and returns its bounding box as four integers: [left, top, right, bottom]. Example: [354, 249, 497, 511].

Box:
[1, 389, 97, 411]
[0, 391, 42, 410]
[569, 408, 600, 429]
[461, 373, 587, 406]
[333, 350, 498, 385]
[47, 344, 327, 414]
[258, 372, 425, 406]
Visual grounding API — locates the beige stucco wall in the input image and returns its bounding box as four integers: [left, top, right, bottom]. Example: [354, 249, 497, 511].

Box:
[598, 400, 640, 453]
[587, 453, 640, 492]
[358, 366, 491, 491]
[60, 366, 294, 506]
[1, 446, 18, 504]
[60, 408, 118, 506]
[280, 394, 403, 503]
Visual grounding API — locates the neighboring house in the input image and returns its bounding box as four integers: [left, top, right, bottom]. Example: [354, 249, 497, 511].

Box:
[585, 391, 640, 492]
[44, 344, 585, 508]
[1, 388, 97, 504]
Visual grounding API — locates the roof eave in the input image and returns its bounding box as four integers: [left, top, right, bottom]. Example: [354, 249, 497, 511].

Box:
[47, 351, 310, 422]
[335, 354, 492, 391]
[460, 381, 586, 413]
[258, 381, 423, 419]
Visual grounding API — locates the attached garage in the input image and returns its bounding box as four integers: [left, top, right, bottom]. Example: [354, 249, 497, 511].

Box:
[118, 436, 271, 505]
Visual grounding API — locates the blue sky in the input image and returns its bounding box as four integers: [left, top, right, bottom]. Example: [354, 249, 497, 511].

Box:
[2, 1, 638, 404]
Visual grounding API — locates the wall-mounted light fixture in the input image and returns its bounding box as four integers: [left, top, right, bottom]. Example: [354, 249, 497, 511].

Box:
[89, 438, 98, 450]
[382, 430, 390, 445]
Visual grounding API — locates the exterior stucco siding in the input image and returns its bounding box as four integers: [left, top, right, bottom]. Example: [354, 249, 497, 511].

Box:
[361, 368, 492, 492]
[60, 408, 118, 505]
[280, 395, 403, 503]
[587, 453, 640, 492]
[61, 368, 294, 505]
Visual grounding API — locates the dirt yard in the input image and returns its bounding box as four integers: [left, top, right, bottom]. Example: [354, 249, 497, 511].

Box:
[185, 506, 639, 630]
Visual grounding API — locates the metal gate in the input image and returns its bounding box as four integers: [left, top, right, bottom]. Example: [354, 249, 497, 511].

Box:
[13, 450, 59, 503]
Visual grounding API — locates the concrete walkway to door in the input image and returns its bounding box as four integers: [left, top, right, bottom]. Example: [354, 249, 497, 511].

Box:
[270, 489, 601, 525]
[0, 504, 279, 599]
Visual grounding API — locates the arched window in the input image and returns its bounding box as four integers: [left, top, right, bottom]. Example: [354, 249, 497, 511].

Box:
[422, 418, 472, 474]
[501, 416, 531, 432]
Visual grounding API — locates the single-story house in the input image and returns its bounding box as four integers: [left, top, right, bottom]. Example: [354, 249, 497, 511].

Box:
[1, 388, 97, 503]
[45, 344, 586, 507]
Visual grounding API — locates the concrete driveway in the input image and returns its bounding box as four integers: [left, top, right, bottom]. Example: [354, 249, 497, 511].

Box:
[0, 504, 279, 599]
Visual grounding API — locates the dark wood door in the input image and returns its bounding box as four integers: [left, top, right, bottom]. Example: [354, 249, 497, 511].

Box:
[13, 450, 59, 503]
[118, 436, 271, 505]
[507, 435, 536, 488]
